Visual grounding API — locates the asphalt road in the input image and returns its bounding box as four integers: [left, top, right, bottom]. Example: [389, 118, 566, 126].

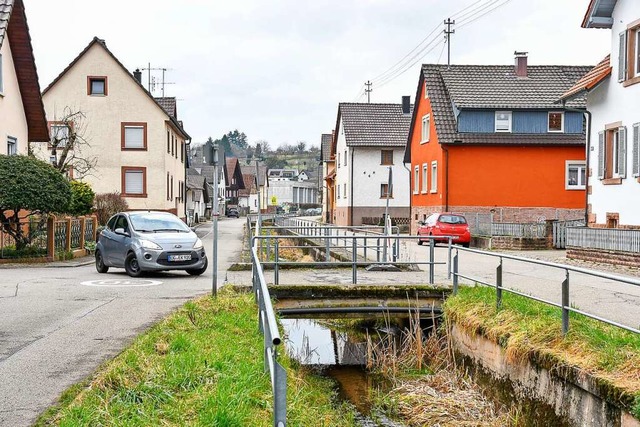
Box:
[0, 218, 245, 427]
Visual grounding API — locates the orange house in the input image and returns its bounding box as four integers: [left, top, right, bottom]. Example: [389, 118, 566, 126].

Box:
[404, 55, 591, 234]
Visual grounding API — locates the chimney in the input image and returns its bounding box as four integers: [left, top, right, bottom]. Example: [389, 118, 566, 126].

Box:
[401, 96, 411, 115]
[133, 68, 142, 84]
[514, 51, 528, 78]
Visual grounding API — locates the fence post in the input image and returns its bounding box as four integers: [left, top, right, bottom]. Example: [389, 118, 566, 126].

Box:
[79, 216, 86, 251]
[452, 251, 459, 295]
[352, 236, 357, 284]
[429, 238, 435, 284]
[364, 236, 367, 260]
[325, 227, 330, 262]
[562, 270, 570, 335]
[376, 238, 381, 262]
[65, 217, 72, 253]
[274, 240, 280, 285]
[496, 258, 503, 310]
[47, 215, 56, 261]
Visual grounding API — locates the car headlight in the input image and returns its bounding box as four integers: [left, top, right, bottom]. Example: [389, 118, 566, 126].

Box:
[139, 239, 162, 250]
[192, 238, 204, 250]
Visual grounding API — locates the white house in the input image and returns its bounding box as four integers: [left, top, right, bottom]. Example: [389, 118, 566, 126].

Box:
[0, 0, 49, 155]
[186, 173, 208, 225]
[332, 101, 412, 226]
[561, 0, 640, 228]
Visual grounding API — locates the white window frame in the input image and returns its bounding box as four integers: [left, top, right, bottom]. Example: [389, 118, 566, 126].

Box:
[421, 114, 430, 143]
[565, 161, 586, 190]
[495, 111, 512, 133]
[7, 136, 17, 156]
[413, 166, 419, 194]
[430, 161, 438, 193]
[422, 164, 428, 194]
[548, 112, 564, 133]
[613, 130, 621, 176]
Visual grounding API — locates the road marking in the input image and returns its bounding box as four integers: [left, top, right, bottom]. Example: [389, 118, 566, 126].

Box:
[80, 279, 163, 287]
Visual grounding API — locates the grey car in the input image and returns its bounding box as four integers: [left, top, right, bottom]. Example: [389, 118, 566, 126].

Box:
[95, 211, 208, 277]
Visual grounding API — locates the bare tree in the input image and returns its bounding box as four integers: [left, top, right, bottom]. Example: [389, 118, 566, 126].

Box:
[31, 107, 97, 179]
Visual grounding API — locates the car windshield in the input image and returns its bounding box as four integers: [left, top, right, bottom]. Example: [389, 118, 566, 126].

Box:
[439, 215, 467, 225]
[129, 213, 191, 233]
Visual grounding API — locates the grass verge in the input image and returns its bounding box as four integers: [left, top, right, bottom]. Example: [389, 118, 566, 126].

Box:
[444, 285, 640, 418]
[35, 287, 358, 427]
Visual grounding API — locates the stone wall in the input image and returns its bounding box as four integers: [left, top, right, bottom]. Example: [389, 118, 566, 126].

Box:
[567, 248, 640, 268]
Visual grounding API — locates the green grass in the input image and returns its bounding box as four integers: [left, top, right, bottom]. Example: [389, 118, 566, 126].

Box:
[36, 288, 358, 427]
[444, 285, 640, 418]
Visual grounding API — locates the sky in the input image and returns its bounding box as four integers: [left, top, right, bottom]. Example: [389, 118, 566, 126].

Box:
[26, 0, 611, 149]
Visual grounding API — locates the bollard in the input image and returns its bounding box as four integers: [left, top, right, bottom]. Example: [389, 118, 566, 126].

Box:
[496, 258, 503, 310]
[562, 270, 569, 335]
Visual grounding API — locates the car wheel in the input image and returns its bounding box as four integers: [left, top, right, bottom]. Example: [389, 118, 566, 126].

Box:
[186, 257, 208, 276]
[124, 252, 143, 277]
[462, 242, 470, 248]
[95, 250, 109, 273]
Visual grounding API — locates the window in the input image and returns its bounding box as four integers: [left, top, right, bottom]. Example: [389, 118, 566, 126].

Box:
[413, 166, 419, 194]
[421, 115, 430, 143]
[422, 164, 428, 193]
[337, 152, 340, 168]
[636, 29, 640, 78]
[49, 123, 70, 148]
[170, 175, 174, 200]
[122, 167, 147, 197]
[380, 183, 392, 198]
[381, 150, 393, 165]
[431, 161, 438, 192]
[495, 111, 512, 132]
[337, 185, 340, 199]
[343, 183, 347, 199]
[344, 150, 347, 166]
[548, 112, 564, 133]
[633, 123, 640, 178]
[167, 131, 170, 153]
[121, 123, 147, 150]
[598, 125, 627, 182]
[87, 76, 107, 96]
[181, 142, 185, 163]
[167, 173, 170, 200]
[620, 21, 640, 86]
[566, 161, 586, 190]
[7, 136, 17, 155]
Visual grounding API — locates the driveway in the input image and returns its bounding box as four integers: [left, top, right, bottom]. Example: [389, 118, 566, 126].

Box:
[0, 218, 244, 427]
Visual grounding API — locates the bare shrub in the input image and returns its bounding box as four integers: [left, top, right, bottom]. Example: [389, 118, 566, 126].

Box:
[94, 193, 129, 225]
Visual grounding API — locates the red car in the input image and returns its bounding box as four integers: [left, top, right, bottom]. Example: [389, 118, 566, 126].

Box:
[417, 213, 471, 247]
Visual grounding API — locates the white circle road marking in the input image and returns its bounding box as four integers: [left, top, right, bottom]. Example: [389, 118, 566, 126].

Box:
[80, 279, 163, 287]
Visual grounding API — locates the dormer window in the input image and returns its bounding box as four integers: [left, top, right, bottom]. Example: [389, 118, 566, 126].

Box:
[495, 111, 512, 133]
[87, 76, 107, 96]
[548, 112, 564, 133]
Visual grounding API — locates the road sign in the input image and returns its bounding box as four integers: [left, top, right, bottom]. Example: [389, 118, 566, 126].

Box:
[270, 195, 277, 206]
[80, 279, 162, 287]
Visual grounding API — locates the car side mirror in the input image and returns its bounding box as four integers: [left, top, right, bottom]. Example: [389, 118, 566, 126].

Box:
[114, 227, 129, 237]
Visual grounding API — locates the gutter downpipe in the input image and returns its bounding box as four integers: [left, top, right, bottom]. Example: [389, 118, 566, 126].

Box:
[403, 161, 412, 223]
[442, 144, 450, 211]
[562, 102, 591, 225]
[350, 148, 355, 226]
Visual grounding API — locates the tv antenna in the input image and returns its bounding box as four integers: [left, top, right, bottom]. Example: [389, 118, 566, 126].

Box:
[141, 63, 175, 97]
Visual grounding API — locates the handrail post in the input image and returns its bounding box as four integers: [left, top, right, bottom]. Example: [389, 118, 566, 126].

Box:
[324, 227, 330, 262]
[452, 250, 459, 295]
[447, 238, 452, 279]
[496, 257, 503, 310]
[363, 236, 367, 260]
[562, 270, 570, 335]
[275, 240, 280, 285]
[352, 235, 357, 284]
[429, 237, 435, 284]
[376, 238, 381, 262]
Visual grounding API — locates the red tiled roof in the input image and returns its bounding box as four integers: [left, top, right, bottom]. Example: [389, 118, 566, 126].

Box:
[559, 55, 611, 102]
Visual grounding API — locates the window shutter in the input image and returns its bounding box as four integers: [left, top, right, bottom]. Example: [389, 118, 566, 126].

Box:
[633, 124, 640, 177]
[618, 126, 627, 178]
[619, 32, 628, 82]
[598, 131, 605, 179]
[125, 170, 144, 194]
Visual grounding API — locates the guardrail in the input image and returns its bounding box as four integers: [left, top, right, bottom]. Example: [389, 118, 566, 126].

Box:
[250, 242, 287, 426]
[450, 247, 640, 335]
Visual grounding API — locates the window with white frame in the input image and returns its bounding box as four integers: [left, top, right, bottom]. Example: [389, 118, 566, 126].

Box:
[413, 166, 419, 194]
[430, 161, 438, 192]
[495, 111, 512, 132]
[422, 164, 428, 193]
[548, 112, 564, 133]
[344, 150, 347, 166]
[7, 136, 17, 156]
[343, 183, 347, 198]
[566, 161, 586, 189]
[50, 124, 70, 147]
[122, 123, 146, 150]
[421, 114, 430, 143]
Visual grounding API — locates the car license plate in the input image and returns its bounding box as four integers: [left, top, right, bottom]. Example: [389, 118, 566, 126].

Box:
[168, 254, 191, 262]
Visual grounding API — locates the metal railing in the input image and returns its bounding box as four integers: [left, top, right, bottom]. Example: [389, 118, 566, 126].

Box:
[567, 226, 640, 253]
[250, 243, 287, 427]
[451, 247, 640, 335]
[490, 222, 547, 238]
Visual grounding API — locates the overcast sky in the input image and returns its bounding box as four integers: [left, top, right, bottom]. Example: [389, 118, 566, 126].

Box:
[27, 0, 610, 148]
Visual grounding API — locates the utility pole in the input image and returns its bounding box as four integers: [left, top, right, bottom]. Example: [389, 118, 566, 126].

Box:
[444, 18, 455, 68]
[364, 80, 372, 103]
[210, 141, 219, 297]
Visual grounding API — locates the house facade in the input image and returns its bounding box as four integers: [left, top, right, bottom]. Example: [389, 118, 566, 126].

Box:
[320, 133, 335, 223]
[225, 157, 245, 208]
[333, 102, 412, 226]
[38, 37, 190, 219]
[0, 0, 49, 155]
[559, 0, 640, 228]
[185, 173, 208, 225]
[404, 57, 591, 234]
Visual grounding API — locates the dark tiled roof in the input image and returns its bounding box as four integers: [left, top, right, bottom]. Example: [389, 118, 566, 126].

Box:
[239, 173, 256, 196]
[559, 55, 611, 102]
[240, 164, 267, 186]
[155, 97, 177, 118]
[321, 133, 333, 161]
[186, 174, 205, 190]
[439, 64, 593, 109]
[0, 0, 12, 49]
[338, 103, 413, 147]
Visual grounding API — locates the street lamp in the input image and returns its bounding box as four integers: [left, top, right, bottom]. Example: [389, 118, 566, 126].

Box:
[210, 141, 219, 297]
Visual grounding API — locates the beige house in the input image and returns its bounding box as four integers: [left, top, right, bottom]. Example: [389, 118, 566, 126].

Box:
[37, 37, 190, 218]
[0, 0, 49, 155]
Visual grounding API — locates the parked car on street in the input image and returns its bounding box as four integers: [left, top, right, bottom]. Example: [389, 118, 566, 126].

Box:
[226, 207, 240, 218]
[95, 211, 208, 277]
[417, 213, 470, 247]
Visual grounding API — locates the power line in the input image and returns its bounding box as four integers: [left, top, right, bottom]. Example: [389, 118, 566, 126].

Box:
[457, 0, 513, 29]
